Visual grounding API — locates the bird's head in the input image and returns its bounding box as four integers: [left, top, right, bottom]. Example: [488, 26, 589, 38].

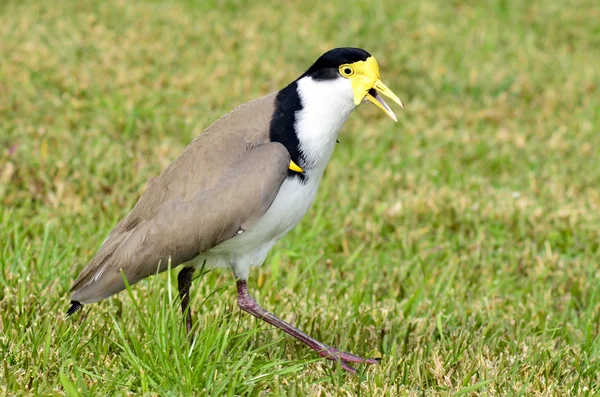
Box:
[300, 47, 404, 121]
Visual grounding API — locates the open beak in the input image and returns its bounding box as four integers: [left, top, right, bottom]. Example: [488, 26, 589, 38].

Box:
[365, 80, 404, 122]
[347, 56, 404, 122]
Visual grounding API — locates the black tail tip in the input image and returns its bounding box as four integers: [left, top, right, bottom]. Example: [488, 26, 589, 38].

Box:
[66, 301, 83, 317]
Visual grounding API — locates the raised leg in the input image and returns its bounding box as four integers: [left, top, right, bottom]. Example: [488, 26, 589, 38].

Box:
[236, 280, 379, 373]
[178, 267, 195, 336]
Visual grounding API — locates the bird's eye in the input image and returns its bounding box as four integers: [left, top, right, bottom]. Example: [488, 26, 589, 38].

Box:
[339, 65, 354, 77]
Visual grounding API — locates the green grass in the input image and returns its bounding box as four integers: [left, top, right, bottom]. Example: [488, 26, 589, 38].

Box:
[1, 0, 600, 395]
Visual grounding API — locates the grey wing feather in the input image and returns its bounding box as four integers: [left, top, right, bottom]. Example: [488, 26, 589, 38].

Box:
[70, 142, 290, 303]
[70, 93, 281, 304]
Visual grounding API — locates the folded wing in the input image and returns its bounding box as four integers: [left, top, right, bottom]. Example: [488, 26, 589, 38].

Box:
[70, 134, 290, 304]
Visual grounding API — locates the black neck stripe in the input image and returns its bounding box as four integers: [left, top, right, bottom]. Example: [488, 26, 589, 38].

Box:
[269, 82, 306, 182]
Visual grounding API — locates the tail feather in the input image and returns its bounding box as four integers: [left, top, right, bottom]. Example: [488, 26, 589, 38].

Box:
[66, 300, 83, 317]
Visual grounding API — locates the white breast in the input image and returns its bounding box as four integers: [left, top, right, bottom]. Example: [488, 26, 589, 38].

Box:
[198, 172, 323, 279]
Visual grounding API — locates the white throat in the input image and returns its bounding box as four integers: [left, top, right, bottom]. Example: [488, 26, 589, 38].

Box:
[294, 76, 356, 171]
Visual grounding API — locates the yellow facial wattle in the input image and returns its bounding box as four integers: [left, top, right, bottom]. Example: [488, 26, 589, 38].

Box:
[339, 56, 404, 121]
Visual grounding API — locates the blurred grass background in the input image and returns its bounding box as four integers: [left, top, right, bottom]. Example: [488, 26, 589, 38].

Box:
[1, 0, 599, 395]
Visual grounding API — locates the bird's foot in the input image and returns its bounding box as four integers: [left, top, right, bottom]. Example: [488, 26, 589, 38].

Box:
[321, 346, 380, 374]
[235, 279, 380, 374]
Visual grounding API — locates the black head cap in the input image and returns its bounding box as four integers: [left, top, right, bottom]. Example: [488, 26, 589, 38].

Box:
[300, 47, 371, 81]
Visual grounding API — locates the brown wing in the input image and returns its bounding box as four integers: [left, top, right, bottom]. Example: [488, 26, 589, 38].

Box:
[70, 94, 288, 304]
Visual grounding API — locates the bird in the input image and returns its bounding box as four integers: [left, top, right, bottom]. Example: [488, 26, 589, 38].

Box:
[67, 47, 403, 373]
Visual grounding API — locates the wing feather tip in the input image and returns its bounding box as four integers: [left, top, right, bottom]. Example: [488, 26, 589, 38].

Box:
[66, 300, 83, 317]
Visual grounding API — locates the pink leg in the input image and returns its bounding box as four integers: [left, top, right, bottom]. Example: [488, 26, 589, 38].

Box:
[236, 280, 380, 373]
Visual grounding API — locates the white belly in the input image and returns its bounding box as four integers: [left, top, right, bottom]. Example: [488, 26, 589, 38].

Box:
[191, 172, 323, 279]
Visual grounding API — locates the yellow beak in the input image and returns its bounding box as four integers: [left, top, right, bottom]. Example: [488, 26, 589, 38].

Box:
[348, 56, 404, 122]
[365, 80, 404, 122]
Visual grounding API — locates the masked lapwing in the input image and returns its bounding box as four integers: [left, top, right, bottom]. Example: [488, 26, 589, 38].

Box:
[67, 47, 403, 373]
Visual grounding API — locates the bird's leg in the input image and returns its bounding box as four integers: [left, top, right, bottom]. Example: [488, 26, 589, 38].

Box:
[177, 267, 195, 337]
[236, 280, 379, 373]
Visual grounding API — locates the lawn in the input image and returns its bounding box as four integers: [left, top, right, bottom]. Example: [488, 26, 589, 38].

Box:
[1, 0, 600, 395]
